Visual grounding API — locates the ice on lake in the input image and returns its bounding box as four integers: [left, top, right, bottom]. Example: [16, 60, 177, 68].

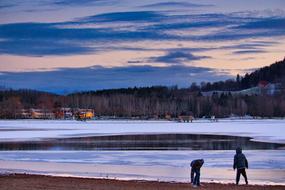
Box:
[0, 119, 285, 185]
[0, 119, 285, 143]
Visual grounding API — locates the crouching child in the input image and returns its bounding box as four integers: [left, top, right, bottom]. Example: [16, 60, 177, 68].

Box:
[190, 159, 204, 187]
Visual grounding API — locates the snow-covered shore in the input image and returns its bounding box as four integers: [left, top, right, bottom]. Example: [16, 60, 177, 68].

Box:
[0, 119, 285, 143]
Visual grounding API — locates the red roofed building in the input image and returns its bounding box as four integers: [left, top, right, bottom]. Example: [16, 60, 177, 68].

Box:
[258, 81, 269, 88]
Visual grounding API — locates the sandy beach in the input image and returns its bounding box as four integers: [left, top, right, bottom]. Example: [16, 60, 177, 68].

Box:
[0, 174, 284, 190]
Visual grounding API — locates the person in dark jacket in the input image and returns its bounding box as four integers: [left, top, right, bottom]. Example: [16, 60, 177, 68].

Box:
[233, 147, 248, 185]
[190, 159, 204, 187]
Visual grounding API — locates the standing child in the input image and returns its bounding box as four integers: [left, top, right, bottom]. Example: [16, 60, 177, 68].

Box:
[233, 147, 248, 185]
[190, 159, 204, 187]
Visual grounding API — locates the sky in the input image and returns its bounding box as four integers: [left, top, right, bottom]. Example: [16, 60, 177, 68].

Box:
[0, 0, 285, 94]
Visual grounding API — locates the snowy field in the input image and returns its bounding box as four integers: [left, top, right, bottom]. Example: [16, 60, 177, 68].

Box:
[0, 119, 285, 143]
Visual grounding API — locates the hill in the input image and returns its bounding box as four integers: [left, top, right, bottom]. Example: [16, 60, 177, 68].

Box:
[200, 57, 285, 92]
[240, 57, 285, 88]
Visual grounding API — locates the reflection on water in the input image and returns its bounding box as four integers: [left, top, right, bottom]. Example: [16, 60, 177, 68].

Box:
[0, 134, 284, 151]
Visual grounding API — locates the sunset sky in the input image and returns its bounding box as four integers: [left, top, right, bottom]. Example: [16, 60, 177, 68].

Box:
[0, 0, 285, 93]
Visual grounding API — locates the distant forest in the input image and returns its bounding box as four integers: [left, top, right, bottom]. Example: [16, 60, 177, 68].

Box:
[1, 58, 285, 119]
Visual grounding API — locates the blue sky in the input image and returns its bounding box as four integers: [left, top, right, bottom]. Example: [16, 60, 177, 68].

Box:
[0, 0, 285, 93]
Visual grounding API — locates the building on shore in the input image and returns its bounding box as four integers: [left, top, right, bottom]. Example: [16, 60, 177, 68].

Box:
[74, 109, 95, 120]
[30, 108, 55, 119]
[178, 115, 194, 122]
[15, 108, 95, 120]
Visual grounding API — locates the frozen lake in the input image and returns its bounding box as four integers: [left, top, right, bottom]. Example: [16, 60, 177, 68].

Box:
[1, 150, 285, 169]
[0, 119, 284, 185]
[0, 150, 285, 185]
[0, 119, 285, 143]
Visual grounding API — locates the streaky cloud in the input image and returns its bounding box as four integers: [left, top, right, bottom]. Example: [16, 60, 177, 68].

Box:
[78, 11, 165, 23]
[0, 22, 174, 56]
[149, 49, 210, 65]
[0, 39, 95, 56]
[52, 0, 114, 6]
[235, 17, 285, 30]
[233, 50, 267, 55]
[0, 0, 16, 9]
[0, 4, 15, 9]
[140, 2, 213, 8]
[0, 12, 285, 56]
[221, 41, 278, 50]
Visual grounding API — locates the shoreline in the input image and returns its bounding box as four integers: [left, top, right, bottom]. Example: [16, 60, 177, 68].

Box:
[1, 160, 285, 186]
[0, 173, 284, 190]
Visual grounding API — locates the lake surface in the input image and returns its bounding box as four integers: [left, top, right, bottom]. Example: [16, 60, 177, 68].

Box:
[0, 120, 285, 185]
[0, 133, 284, 151]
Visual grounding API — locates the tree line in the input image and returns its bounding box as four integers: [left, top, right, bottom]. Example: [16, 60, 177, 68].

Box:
[1, 58, 285, 119]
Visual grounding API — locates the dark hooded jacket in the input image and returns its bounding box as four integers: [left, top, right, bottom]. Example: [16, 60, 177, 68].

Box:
[233, 147, 248, 169]
[191, 159, 204, 169]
